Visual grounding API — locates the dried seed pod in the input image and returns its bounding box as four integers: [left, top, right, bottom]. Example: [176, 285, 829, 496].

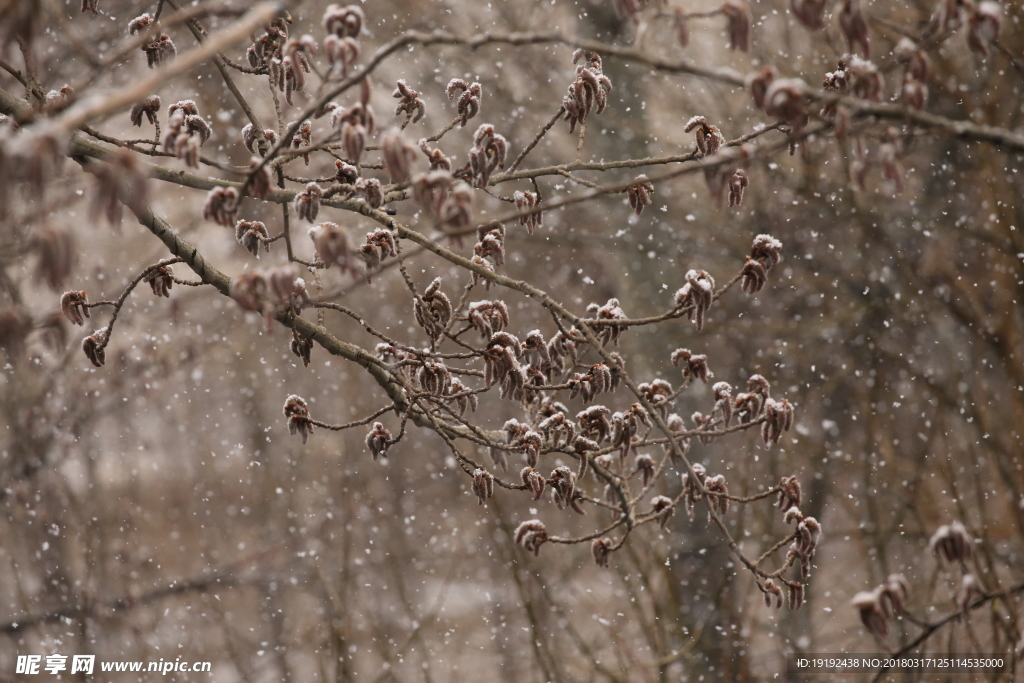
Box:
[81, 327, 110, 368]
[290, 329, 313, 367]
[546, 328, 584, 377]
[414, 277, 453, 342]
[790, 0, 827, 29]
[202, 186, 240, 227]
[128, 13, 153, 34]
[787, 582, 805, 610]
[762, 78, 809, 129]
[763, 579, 784, 609]
[416, 359, 452, 396]
[894, 37, 929, 80]
[184, 114, 212, 145]
[523, 329, 550, 370]
[230, 272, 268, 314]
[419, 140, 452, 172]
[264, 266, 308, 310]
[577, 405, 613, 443]
[293, 182, 322, 222]
[823, 59, 850, 93]
[474, 225, 506, 267]
[783, 506, 804, 527]
[440, 182, 474, 229]
[881, 574, 910, 617]
[705, 474, 730, 517]
[483, 337, 522, 392]
[514, 519, 548, 555]
[901, 76, 928, 111]
[592, 538, 613, 567]
[447, 377, 479, 416]
[846, 56, 884, 102]
[335, 160, 359, 184]
[447, 79, 482, 127]
[562, 50, 613, 133]
[468, 124, 508, 188]
[163, 112, 196, 167]
[242, 124, 272, 155]
[674, 269, 715, 331]
[651, 495, 675, 529]
[145, 264, 174, 297]
[365, 421, 392, 460]
[32, 229, 76, 291]
[471, 468, 494, 505]
[930, 521, 974, 563]
[684, 116, 724, 157]
[614, 0, 646, 23]
[635, 454, 655, 487]
[324, 4, 364, 38]
[86, 148, 149, 226]
[467, 300, 510, 338]
[747, 66, 775, 109]
[626, 175, 654, 216]
[129, 95, 161, 128]
[381, 128, 418, 184]
[333, 103, 375, 164]
[358, 228, 400, 281]
[504, 418, 529, 444]
[549, 466, 576, 509]
[393, 80, 425, 123]
[740, 257, 768, 293]
[959, 573, 980, 615]
[761, 397, 794, 446]
[283, 395, 314, 444]
[521, 467, 546, 500]
[796, 516, 821, 559]
[751, 233, 783, 269]
[537, 412, 574, 449]
[309, 222, 356, 273]
[568, 437, 597, 481]
[610, 404, 650, 460]
[777, 475, 802, 510]
[324, 35, 360, 77]
[638, 378, 673, 418]
[412, 170, 453, 218]
[244, 157, 273, 200]
[167, 100, 198, 119]
[61, 291, 90, 326]
[276, 37, 315, 104]
[852, 589, 889, 635]
[722, 1, 751, 52]
[354, 177, 384, 209]
[728, 170, 749, 207]
[140, 29, 176, 68]
[690, 411, 715, 445]
[513, 190, 542, 235]
[681, 463, 706, 517]
[44, 89, 75, 116]
[839, 0, 871, 57]
[968, 2, 1001, 57]
[704, 383, 732, 430]
[235, 220, 270, 258]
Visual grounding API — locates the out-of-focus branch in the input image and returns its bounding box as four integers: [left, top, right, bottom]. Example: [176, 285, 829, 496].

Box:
[0, 574, 265, 635]
[51, 3, 280, 131]
[871, 580, 1024, 682]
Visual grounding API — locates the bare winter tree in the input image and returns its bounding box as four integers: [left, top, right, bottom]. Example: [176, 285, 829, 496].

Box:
[1, 0, 1023, 680]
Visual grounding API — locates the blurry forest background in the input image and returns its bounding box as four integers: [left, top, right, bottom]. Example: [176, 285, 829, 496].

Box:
[2, 0, 1024, 681]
